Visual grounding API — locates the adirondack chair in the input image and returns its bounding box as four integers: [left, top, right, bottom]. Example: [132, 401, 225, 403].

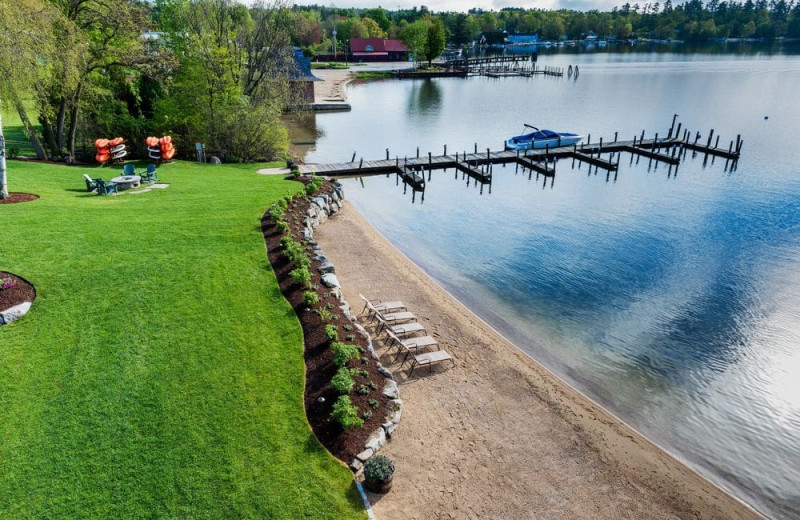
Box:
[122, 163, 136, 176]
[142, 163, 158, 183]
[95, 179, 118, 196]
[83, 174, 102, 192]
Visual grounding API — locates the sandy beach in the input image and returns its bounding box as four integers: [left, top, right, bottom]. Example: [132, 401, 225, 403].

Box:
[313, 202, 765, 520]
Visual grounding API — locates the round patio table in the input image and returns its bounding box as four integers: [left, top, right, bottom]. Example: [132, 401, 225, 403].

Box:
[110, 175, 141, 190]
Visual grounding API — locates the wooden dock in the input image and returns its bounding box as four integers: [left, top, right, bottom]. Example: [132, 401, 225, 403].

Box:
[299, 122, 742, 191]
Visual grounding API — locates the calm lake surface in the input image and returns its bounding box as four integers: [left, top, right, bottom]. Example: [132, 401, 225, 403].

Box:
[298, 49, 800, 519]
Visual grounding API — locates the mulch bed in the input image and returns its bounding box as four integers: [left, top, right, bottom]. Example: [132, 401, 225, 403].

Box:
[0, 272, 36, 313]
[262, 178, 391, 463]
[0, 193, 39, 204]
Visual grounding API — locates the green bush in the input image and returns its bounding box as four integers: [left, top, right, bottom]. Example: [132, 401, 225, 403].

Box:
[317, 309, 333, 322]
[363, 455, 394, 481]
[304, 176, 325, 196]
[325, 324, 338, 341]
[331, 342, 362, 367]
[302, 291, 319, 307]
[356, 384, 369, 396]
[330, 367, 356, 394]
[289, 267, 312, 289]
[330, 396, 363, 430]
[276, 220, 289, 233]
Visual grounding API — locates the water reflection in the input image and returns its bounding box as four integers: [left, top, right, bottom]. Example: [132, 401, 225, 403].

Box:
[406, 79, 443, 116]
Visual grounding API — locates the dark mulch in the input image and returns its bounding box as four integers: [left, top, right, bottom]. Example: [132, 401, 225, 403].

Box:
[262, 178, 391, 463]
[0, 193, 39, 204]
[0, 272, 36, 313]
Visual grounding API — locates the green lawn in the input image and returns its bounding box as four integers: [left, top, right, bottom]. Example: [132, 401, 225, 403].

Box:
[1, 103, 38, 157]
[0, 160, 365, 519]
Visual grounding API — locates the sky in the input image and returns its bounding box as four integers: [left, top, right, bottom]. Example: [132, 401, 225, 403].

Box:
[297, 0, 623, 12]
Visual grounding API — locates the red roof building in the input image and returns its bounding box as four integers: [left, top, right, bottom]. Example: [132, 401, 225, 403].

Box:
[349, 38, 409, 62]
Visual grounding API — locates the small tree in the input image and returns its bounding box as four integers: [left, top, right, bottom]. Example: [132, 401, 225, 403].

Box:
[424, 17, 446, 67]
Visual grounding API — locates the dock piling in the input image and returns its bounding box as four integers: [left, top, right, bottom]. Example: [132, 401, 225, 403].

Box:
[351, 152, 357, 162]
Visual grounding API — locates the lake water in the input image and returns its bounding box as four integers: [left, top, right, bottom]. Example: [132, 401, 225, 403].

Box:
[297, 49, 800, 519]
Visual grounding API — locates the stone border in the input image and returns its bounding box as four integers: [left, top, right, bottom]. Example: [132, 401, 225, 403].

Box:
[0, 273, 36, 326]
[302, 179, 403, 474]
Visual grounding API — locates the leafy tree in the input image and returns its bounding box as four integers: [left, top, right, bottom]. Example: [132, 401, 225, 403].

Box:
[363, 7, 391, 32]
[399, 19, 428, 65]
[424, 17, 446, 66]
[0, 0, 58, 197]
[35, 0, 164, 162]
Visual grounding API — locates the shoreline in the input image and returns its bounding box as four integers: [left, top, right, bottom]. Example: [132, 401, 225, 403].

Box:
[313, 202, 766, 520]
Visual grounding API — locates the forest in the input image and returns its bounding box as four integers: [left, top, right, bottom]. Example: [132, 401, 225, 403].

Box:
[1, 0, 798, 169]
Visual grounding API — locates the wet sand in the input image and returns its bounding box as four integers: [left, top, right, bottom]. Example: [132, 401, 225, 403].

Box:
[313, 202, 765, 520]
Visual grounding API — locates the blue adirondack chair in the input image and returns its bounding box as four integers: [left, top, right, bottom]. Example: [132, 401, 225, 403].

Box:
[122, 163, 136, 176]
[143, 163, 158, 183]
[83, 174, 103, 192]
[96, 179, 118, 196]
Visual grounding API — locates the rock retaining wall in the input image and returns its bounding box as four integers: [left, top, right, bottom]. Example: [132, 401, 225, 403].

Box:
[306, 180, 403, 473]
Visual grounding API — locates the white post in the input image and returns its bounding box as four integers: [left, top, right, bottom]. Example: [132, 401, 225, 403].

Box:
[0, 110, 8, 199]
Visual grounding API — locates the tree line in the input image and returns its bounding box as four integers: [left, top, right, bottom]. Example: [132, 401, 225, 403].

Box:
[292, 1, 800, 56]
[2, 0, 799, 197]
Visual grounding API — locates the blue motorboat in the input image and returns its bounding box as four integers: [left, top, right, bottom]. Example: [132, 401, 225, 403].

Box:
[505, 125, 584, 151]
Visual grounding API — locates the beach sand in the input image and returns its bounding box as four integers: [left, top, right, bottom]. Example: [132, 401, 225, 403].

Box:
[313, 202, 765, 520]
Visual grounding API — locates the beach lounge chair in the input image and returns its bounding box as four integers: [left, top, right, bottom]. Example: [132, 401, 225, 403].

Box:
[359, 294, 406, 317]
[360, 297, 416, 325]
[384, 328, 440, 362]
[374, 312, 426, 338]
[406, 349, 454, 376]
[95, 179, 118, 196]
[83, 174, 102, 192]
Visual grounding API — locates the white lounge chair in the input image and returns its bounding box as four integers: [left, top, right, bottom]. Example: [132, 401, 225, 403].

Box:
[373, 312, 426, 337]
[406, 349, 454, 376]
[384, 328, 439, 362]
[359, 294, 406, 317]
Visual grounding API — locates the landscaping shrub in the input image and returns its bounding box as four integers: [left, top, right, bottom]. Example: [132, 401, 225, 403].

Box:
[330, 366, 356, 394]
[289, 267, 312, 289]
[325, 324, 338, 341]
[331, 342, 362, 368]
[330, 395, 363, 430]
[302, 291, 319, 307]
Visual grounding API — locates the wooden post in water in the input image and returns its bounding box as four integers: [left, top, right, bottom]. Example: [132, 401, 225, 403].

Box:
[359, 158, 363, 170]
[428, 152, 432, 180]
[444, 144, 447, 156]
[474, 142, 478, 154]
[706, 129, 714, 148]
[668, 113, 678, 139]
[352, 152, 357, 162]
[640, 129, 645, 142]
[675, 123, 682, 140]
[715, 136, 720, 149]
[416, 146, 419, 158]
[614, 131, 618, 142]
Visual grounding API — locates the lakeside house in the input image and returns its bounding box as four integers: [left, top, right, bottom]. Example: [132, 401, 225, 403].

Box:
[349, 38, 409, 62]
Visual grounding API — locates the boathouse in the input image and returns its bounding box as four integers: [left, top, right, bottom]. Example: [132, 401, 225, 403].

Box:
[290, 50, 322, 104]
[350, 38, 409, 62]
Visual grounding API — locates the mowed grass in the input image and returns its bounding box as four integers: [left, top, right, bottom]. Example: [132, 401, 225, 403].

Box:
[0, 161, 365, 519]
[1, 103, 38, 157]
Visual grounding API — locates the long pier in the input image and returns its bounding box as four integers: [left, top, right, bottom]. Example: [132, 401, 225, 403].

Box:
[299, 122, 743, 191]
[446, 55, 566, 78]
